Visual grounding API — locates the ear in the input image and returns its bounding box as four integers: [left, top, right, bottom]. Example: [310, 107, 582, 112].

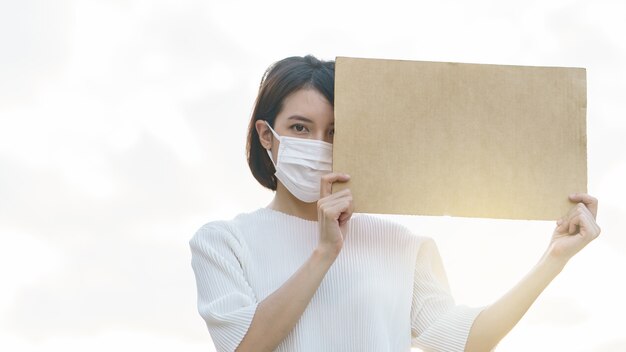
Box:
[255, 120, 273, 150]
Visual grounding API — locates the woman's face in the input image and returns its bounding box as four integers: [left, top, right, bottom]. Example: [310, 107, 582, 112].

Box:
[257, 88, 334, 160]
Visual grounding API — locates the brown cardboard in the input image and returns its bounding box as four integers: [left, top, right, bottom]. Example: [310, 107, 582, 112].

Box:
[332, 57, 587, 220]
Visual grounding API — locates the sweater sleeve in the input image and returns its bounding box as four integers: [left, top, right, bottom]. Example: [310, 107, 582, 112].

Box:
[411, 238, 484, 352]
[190, 223, 258, 352]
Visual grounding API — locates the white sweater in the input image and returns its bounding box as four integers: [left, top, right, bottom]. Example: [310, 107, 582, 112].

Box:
[190, 208, 483, 352]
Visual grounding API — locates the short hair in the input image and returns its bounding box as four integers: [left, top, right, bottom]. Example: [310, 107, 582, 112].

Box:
[246, 55, 335, 190]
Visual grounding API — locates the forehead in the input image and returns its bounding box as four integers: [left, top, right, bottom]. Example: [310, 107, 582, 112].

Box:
[276, 88, 334, 125]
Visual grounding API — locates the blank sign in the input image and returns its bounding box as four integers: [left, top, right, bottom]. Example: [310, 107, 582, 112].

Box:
[332, 56, 587, 220]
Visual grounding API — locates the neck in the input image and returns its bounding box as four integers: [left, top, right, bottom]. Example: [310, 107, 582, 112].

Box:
[267, 183, 318, 221]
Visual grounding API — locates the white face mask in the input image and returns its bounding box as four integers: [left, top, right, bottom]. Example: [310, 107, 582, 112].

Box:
[264, 121, 333, 203]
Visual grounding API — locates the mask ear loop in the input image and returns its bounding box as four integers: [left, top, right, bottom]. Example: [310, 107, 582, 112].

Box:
[264, 120, 281, 141]
[264, 121, 280, 166]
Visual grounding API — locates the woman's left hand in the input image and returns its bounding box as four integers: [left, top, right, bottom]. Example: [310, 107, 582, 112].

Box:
[548, 193, 601, 263]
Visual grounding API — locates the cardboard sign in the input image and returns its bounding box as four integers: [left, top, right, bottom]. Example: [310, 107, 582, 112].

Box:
[332, 57, 587, 220]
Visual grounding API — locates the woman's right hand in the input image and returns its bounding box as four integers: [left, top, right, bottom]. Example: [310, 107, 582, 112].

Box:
[316, 172, 353, 259]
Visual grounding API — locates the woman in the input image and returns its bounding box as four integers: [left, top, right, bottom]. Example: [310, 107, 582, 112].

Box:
[190, 55, 601, 352]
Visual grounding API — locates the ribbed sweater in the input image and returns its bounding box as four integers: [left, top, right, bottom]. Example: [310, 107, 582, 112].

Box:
[190, 208, 483, 352]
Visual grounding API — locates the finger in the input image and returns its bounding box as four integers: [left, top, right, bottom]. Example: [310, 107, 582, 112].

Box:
[569, 193, 598, 219]
[580, 210, 601, 238]
[339, 210, 352, 225]
[577, 203, 596, 221]
[573, 211, 594, 241]
[567, 203, 590, 234]
[568, 214, 581, 235]
[319, 190, 352, 213]
[568, 210, 601, 237]
[338, 198, 354, 222]
[318, 189, 351, 205]
[324, 191, 352, 207]
[323, 199, 352, 222]
[320, 173, 351, 198]
[559, 201, 595, 234]
[556, 205, 579, 233]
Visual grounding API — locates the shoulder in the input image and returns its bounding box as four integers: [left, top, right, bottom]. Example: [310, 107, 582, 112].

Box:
[190, 220, 233, 243]
[190, 210, 262, 254]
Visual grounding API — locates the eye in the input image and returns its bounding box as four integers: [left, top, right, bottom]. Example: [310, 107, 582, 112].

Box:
[329, 128, 335, 137]
[290, 124, 309, 133]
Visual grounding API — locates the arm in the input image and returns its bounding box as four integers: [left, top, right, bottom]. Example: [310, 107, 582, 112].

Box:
[464, 247, 564, 351]
[236, 173, 353, 352]
[465, 194, 601, 351]
[236, 247, 337, 352]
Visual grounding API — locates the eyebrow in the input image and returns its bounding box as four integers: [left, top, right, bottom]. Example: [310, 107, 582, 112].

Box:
[287, 115, 334, 125]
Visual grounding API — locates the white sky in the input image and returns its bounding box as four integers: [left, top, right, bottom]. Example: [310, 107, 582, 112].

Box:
[1, 0, 625, 351]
